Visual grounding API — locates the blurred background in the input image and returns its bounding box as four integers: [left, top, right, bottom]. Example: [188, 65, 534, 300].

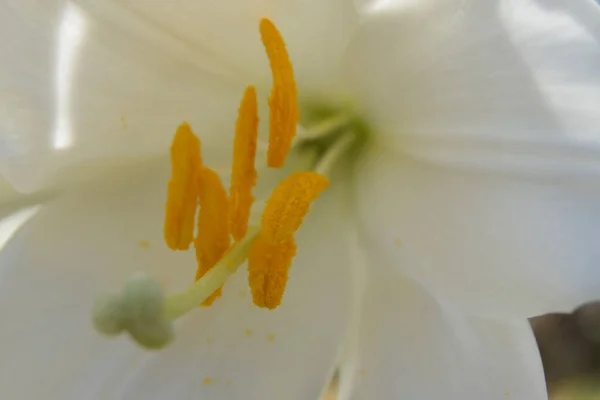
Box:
[320, 306, 600, 400]
[532, 304, 600, 400]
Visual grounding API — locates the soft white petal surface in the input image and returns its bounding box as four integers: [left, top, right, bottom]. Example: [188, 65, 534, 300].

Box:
[356, 148, 600, 318]
[338, 270, 546, 400]
[344, 0, 600, 175]
[114, 0, 359, 94]
[0, 176, 20, 205]
[0, 160, 353, 399]
[1, 0, 242, 193]
[1, 0, 359, 193]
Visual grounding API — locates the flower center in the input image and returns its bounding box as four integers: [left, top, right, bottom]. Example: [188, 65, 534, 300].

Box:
[92, 18, 366, 349]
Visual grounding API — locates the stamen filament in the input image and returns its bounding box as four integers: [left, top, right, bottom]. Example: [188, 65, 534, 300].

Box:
[301, 113, 352, 140]
[314, 131, 356, 176]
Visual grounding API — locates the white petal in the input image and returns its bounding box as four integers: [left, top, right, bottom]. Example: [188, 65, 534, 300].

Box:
[0, 175, 20, 206]
[338, 272, 547, 400]
[0, 160, 354, 399]
[343, 0, 600, 175]
[0, 1, 246, 193]
[355, 148, 600, 318]
[114, 0, 359, 96]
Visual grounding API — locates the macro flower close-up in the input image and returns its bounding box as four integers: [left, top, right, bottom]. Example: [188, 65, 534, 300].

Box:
[1, 0, 600, 399]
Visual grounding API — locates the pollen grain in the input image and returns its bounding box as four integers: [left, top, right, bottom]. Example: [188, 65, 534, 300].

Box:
[203, 378, 214, 385]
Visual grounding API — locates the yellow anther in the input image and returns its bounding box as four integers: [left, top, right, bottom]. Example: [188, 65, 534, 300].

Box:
[261, 172, 329, 243]
[260, 18, 298, 169]
[248, 171, 329, 309]
[195, 167, 231, 306]
[248, 235, 297, 309]
[164, 123, 202, 250]
[229, 86, 259, 242]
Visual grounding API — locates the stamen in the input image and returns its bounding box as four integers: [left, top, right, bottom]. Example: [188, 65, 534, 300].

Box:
[260, 18, 298, 169]
[229, 86, 259, 242]
[94, 11, 367, 350]
[248, 236, 296, 309]
[248, 171, 329, 308]
[164, 123, 202, 250]
[261, 171, 330, 243]
[195, 167, 231, 306]
[314, 131, 357, 176]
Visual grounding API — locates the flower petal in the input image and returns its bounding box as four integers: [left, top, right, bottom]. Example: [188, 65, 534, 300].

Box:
[344, 0, 600, 175]
[0, 176, 20, 206]
[0, 161, 354, 399]
[114, 0, 359, 97]
[0, 1, 246, 193]
[355, 148, 600, 318]
[338, 271, 546, 400]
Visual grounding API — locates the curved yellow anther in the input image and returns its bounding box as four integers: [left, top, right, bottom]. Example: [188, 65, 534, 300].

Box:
[261, 172, 329, 244]
[248, 171, 329, 309]
[164, 123, 202, 250]
[195, 167, 231, 306]
[260, 18, 298, 169]
[230, 86, 259, 242]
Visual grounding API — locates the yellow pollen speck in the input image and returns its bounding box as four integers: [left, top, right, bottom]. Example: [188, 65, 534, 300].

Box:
[164, 123, 202, 250]
[138, 240, 150, 248]
[230, 86, 259, 242]
[505, 392, 510, 397]
[206, 337, 214, 344]
[195, 167, 231, 306]
[120, 114, 127, 129]
[259, 18, 298, 168]
[266, 333, 276, 342]
[360, 369, 367, 376]
[225, 379, 232, 386]
[238, 289, 247, 298]
[245, 329, 253, 337]
[203, 378, 213, 385]
[248, 172, 328, 309]
[394, 237, 402, 247]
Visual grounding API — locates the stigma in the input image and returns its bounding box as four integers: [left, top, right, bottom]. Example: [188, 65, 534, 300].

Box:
[93, 18, 361, 350]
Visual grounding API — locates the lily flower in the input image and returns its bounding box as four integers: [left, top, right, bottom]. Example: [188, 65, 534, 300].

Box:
[1, 0, 599, 399]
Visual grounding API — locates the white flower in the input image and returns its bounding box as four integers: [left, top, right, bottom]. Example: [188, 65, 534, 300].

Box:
[1, 0, 599, 399]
